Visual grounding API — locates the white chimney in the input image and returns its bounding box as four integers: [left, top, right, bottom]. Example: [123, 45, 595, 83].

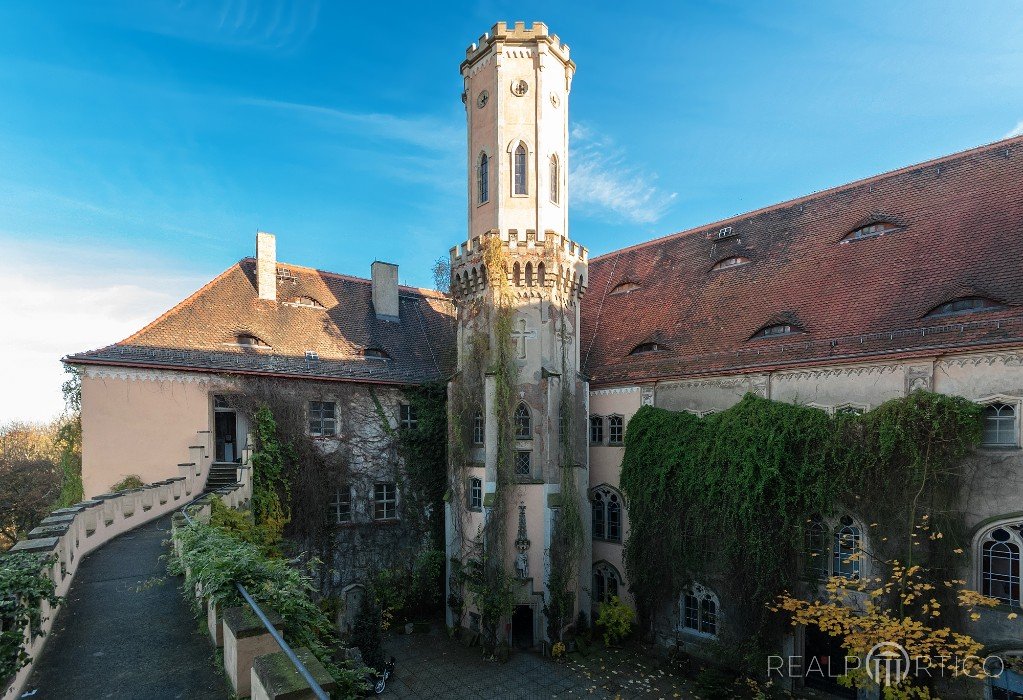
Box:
[256, 231, 276, 301]
[371, 261, 399, 321]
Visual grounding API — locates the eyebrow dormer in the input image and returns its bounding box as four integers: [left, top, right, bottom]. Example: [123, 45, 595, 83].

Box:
[925, 297, 1005, 318]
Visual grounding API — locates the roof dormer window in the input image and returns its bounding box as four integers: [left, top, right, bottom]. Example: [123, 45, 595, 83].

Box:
[285, 296, 325, 309]
[611, 282, 640, 295]
[630, 342, 664, 355]
[842, 222, 900, 243]
[233, 334, 270, 348]
[926, 297, 1004, 318]
[363, 348, 391, 360]
[752, 324, 800, 339]
[711, 256, 750, 271]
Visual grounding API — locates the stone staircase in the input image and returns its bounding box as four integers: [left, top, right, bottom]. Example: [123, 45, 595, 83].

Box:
[204, 462, 241, 492]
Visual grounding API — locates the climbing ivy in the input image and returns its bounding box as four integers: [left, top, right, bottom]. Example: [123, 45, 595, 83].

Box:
[395, 383, 448, 550]
[250, 404, 293, 543]
[620, 391, 982, 664]
[0, 553, 60, 683]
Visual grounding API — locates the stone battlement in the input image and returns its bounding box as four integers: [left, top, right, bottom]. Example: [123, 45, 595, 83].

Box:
[449, 230, 587, 301]
[450, 229, 587, 265]
[463, 21, 571, 67]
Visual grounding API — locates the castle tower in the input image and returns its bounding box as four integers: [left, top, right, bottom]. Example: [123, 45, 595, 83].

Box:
[446, 22, 590, 651]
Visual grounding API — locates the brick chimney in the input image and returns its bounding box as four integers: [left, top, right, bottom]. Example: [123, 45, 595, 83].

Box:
[371, 261, 399, 321]
[256, 232, 276, 301]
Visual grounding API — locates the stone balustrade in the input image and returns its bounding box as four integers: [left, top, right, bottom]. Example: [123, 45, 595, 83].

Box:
[1, 462, 252, 700]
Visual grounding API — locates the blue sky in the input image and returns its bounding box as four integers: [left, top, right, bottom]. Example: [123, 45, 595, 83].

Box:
[2, 1, 1022, 421]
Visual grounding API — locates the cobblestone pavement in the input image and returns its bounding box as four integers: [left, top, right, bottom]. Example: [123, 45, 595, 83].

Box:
[381, 626, 696, 699]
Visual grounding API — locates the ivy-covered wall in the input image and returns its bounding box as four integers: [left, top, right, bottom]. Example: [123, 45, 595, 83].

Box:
[619, 391, 984, 665]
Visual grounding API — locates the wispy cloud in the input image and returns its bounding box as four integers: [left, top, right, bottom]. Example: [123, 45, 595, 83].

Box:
[122, 0, 321, 53]
[0, 245, 205, 422]
[570, 123, 677, 224]
[1006, 120, 1023, 139]
[239, 97, 462, 152]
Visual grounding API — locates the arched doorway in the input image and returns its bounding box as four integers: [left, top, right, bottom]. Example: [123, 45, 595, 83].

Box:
[511, 604, 533, 650]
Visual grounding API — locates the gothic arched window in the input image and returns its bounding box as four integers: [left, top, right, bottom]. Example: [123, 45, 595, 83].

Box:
[589, 415, 604, 445]
[833, 515, 862, 579]
[608, 415, 624, 445]
[472, 410, 484, 446]
[478, 152, 490, 204]
[981, 526, 1021, 606]
[592, 485, 622, 542]
[549, 154, 559, 204]
[592, 562, 621, 605]
[513, 142, 528, 195]
[805, 514, 829, 579]
[983, 403, 1018, 447]
[514, 403, 532, 439]
[680, 584, 718, 637]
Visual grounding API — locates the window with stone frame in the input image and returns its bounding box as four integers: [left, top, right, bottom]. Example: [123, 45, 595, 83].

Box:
[549, 154, 559, 204]
[592, 562, 620, 605]
[472, 410, 485, 445]
[805, 514, 829, 579]
[832, 515, 862, 579]
[513, 142, 527, 195]
[608, 415, 624, 445]
[514, 403, 532, 439]
[514, 450, 531, 477]
[308, 401, 337, 437]
[982, 403, 1018, 447]
[468, 477, 483, 511]
[592, 485, 622, 543]
[589, 415, 605, 445]
[373, 482, 397, 520]
[680, 585, 718, 637]
[478, 152, 490, 204]
[326, 485, 351, 525]
[400, 403, 418, 430]
[980, 524, 1022, 607]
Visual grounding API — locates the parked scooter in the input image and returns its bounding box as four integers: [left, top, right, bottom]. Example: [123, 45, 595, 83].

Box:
[371, 657, 395, 695]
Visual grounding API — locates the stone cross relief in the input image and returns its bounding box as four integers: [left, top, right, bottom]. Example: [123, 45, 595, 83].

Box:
[510, 319, 537, 360]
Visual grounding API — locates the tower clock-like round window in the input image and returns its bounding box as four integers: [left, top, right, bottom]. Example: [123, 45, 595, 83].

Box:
[511, 79, 528, 96]
[476, 90, 488, 109]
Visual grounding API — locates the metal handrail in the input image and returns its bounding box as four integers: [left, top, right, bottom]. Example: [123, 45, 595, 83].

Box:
[180, 502, 329, 700]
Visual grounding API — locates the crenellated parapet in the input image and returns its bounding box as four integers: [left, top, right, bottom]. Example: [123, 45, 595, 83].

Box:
[449, 229, 587, 304]
[461, 21, 572, 72]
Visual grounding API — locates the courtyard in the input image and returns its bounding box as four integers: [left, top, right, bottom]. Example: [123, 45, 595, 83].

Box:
[380, 626, 697, 699]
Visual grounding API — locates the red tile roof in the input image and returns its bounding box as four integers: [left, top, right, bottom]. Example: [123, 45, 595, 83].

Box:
[67, 259, 456, 385]
[580, 135, 1023, 386]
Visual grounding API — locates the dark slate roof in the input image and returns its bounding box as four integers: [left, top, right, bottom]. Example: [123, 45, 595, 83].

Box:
[581, 135, 1023, 387]
[66, 259, 456, 385]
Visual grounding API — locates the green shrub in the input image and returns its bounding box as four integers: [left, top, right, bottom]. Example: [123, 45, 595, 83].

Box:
[694, 667, 740, 699]
[171, 516, 365, 697]
[208, 498, 281, 556]
[595, 595, 634, 646]
[109, 474, 144, 492]
[0, 553, 60, 683]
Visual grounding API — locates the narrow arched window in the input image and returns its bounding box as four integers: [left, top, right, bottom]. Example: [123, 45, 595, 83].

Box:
[549, 154, 559, 204]
[513, 143, 527, 195]
[589, 415, 604, 445]
[592, 562, 621, 605]
[537, 262, 545, 287]
[833, 515, 862, 579]
[478, 152, 490, 204]
[512, 262, 521, 286]
[467, 477, 483, 510]
[525, 262, 533, 286]
[805, 514, 829, 579]
[472, 410, 485, 446]
[608, 415, 624, 445]
[591, 485, 623, 542]
[981, 527, 1021, 606]
[982, 403, 1018, 447]
[514, 403, 531, 439]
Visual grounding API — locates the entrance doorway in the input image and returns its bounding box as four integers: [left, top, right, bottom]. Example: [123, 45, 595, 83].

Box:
[803, 626, 855, 698]
[511, 605, 533, 650]
[213, 395, 239, 463]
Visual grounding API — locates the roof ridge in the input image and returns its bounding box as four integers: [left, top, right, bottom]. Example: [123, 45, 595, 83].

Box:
[119, 261, 244, 346]
[246, 257, 449, 299]
[590, 132, 1023, 262]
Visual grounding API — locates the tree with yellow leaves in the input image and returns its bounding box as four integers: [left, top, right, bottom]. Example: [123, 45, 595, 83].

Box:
[773, 519, 1013, 699]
